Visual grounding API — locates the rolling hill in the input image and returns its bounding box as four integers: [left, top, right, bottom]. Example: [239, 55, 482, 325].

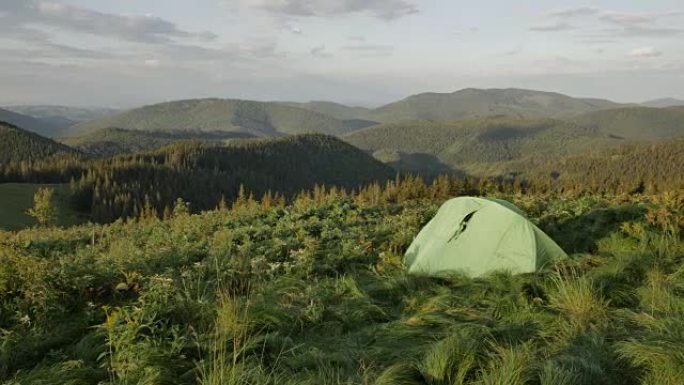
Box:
[0, 121, 78, 164]
[344, 118, 624, 175]
[70, 98, 376, 137]
[0, 108, 64, 138]
[573, 106, 684, 141]
[62, 127, 256, 157]
[641, 98, 684, 108]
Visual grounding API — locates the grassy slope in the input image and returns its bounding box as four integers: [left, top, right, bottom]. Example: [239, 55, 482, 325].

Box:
[0, 121, 78, 164]
[573, 106, 684, 141]
[69, 99, 360, 138]
[0, 183, 83, 230]
[62, 127, 257, 157]
[1, 191, 683, 384]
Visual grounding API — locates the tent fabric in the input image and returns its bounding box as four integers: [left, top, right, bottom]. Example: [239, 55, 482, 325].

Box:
[405, 197, 567, 277]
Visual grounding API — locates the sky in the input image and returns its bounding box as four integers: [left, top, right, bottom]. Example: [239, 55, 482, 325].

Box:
[0, 0, 683, 108]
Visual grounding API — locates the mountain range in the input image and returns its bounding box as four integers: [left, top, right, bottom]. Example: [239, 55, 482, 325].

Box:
[3, 87, 684, 178]
[3, 88, 680, 140]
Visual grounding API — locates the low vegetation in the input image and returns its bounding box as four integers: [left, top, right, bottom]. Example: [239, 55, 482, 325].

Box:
[1, 179, 683, 384]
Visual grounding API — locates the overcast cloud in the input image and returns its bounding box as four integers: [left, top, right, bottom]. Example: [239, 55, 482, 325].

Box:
[0, 0, 682, 107]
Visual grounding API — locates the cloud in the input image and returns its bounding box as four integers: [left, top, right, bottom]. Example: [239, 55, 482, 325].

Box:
[534, 6, 683, 38]
[235, 0, 419, 20]
[310, 45, 331, 58]
[530, 22, 575, 32]
[549, 7, 599, 18]
[630, 47, 662, 57]
[342, 44, 394, 57]
[143, 59, 161, 67]
[599, 11, 683, 37]
[0, 0, 216, 44]
[504, 46, 523, 56]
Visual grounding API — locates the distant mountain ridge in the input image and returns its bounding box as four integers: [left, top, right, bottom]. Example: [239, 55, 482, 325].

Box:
[367, 88, 629, 123]
[62, 88, 638, 138]
[287, 88, 630, 123]
[641, 98, 684, 108]
[0, 108, 64, 138]
[70, 98, 377, 137]
[2, 105, 119, 138]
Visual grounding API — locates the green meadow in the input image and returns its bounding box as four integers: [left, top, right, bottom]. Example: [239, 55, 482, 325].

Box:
[1, 183, 683, 384]
[0, 183, 83, 231]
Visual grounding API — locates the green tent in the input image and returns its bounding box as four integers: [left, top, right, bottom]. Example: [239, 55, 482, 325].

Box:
[405, 197, 566, 277]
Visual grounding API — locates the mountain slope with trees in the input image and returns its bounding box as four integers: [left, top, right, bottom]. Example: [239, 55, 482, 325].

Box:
[0, 121, 78, 164]
[62, 128, 256, 157]
[573, 106, 684, 141]
[2, 133, 393, 223]
[515, 138, 684, 194]
[344, 118, 623, 175]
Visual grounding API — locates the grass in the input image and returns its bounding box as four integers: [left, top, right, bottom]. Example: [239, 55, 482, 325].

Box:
[1, 191, 683, 384]
[0, 183, 84, 230]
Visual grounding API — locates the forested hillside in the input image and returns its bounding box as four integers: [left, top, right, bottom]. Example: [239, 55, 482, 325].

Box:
[573, 106, 684, 140]
[344, 118, 623, 175]
[515, 139, 684, 194]
[57, 134, 393, 222]
[0, 121, 78, 164]
[70, 99, 375, 137]
[62, 128, 256, 157]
